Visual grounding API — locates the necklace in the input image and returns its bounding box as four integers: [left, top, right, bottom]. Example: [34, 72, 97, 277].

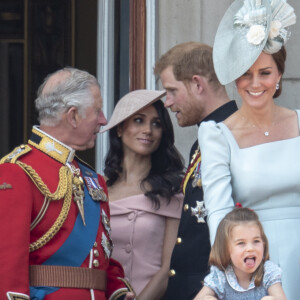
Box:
[240, 112, 276, 137]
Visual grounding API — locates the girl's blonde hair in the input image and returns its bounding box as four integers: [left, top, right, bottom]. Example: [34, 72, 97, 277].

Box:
[209, 207, 269, 286]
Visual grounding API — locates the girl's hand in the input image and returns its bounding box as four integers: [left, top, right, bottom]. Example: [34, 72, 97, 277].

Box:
[194, 296, 218, 300]
[266, 282, 287, 300]
[193, 286, 218, 300]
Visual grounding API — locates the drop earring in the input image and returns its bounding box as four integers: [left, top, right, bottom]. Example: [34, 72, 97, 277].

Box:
[276, 82, 280, 90]
[117, 127, 122, 138]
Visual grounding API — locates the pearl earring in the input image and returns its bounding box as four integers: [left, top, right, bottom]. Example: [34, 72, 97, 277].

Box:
[276, 82, 280, 90]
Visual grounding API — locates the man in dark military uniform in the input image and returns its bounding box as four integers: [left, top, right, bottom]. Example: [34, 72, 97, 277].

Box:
[154, 42, 238, 300]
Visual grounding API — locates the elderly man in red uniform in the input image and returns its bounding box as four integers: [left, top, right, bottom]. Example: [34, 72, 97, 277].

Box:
[0, 68, 135, 300]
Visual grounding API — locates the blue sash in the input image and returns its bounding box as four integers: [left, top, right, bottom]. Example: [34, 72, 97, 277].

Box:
[30, 162, 101, 299]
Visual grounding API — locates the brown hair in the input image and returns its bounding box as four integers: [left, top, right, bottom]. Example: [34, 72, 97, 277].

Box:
[271, 46, 286, 98]
[154, 42, 223, 91]
[209, 207, 269, 286]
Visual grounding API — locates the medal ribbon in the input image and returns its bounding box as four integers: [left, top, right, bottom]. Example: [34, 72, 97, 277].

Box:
[182, 154, 201, 194]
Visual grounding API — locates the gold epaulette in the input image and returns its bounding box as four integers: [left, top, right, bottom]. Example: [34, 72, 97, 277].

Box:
[0, 144, 31, 164]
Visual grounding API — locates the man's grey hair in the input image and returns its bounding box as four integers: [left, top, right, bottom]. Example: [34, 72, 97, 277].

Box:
[35, 67, 100, 126]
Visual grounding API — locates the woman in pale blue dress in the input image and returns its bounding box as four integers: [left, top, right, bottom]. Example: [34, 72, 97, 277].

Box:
[198, 0, 299, 299]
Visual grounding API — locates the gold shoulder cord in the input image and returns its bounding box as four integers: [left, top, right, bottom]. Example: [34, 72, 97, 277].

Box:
[16, 161, 73, 252]
[1, 145, 74, 252]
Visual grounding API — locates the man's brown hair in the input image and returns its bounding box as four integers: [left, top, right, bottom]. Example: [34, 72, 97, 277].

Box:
[154, 42, 222, 90]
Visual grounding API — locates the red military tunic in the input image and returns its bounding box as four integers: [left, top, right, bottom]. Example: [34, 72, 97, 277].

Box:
[0, 126, 132, 300]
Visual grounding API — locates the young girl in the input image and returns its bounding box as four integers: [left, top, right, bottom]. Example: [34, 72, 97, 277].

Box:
[194, 208, 286, 300]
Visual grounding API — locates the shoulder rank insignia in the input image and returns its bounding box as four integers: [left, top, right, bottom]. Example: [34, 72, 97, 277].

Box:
[0, 182, 12, 190]
[0, 144, 31, 164]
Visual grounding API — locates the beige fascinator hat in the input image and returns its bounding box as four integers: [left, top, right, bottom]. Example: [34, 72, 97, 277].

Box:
[100, 89, 166, 133]
[213, 0, 296, 85]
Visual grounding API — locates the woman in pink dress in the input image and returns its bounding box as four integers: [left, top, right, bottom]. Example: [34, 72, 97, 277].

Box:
[101, 90, 184, 299]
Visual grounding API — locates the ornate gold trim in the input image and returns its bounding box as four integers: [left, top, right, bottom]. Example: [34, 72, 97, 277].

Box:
[117, 277, 135, 294]
[15, 161, 73, 252]
[1, 143, 74, 251]
[6, 292, 29, 300]
[108, 288, 129, 300]
[0, 145, 31, 164]
[29, 127, 75, 165]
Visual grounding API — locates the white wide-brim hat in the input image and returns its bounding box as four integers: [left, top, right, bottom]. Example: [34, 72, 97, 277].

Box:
[213, 0, 296, 85]
[100, 89, 166, 133]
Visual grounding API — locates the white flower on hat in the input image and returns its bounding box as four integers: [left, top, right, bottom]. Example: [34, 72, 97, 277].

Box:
[247, 24, 265, 45]
[269, 20, 282, 39]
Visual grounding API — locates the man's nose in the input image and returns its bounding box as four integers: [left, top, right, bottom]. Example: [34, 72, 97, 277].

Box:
[99, 111, 107, 125]
[164, 94, 173, 108]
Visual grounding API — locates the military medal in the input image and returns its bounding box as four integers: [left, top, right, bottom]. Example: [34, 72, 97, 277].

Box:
[101, 232, 113, 258]
[191, 201, 207, 223]
[85, 171, 94, 177]
[84, 176, 108, 202]
[192, 160, 202, 188]
[101, 209, 111, 236]
[70, 164, 86, 226]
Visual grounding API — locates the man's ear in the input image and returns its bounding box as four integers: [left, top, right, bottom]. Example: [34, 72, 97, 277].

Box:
[191, 75, 204, 95]
[66, 107, 80, 128]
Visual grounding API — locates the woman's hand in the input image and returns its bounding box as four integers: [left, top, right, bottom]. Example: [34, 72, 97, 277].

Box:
[124, 292, 136, 300]
[137, 217, 181, 300]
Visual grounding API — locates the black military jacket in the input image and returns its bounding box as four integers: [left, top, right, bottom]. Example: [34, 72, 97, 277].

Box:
[164, 101, 238, 300]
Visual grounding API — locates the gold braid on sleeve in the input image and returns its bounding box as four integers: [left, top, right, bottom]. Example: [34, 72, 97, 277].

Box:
[16, 161, 73, 252]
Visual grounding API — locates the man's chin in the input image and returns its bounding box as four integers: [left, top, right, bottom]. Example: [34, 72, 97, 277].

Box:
[177, 119, 189, 127]
[74, 142, 95, 152]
